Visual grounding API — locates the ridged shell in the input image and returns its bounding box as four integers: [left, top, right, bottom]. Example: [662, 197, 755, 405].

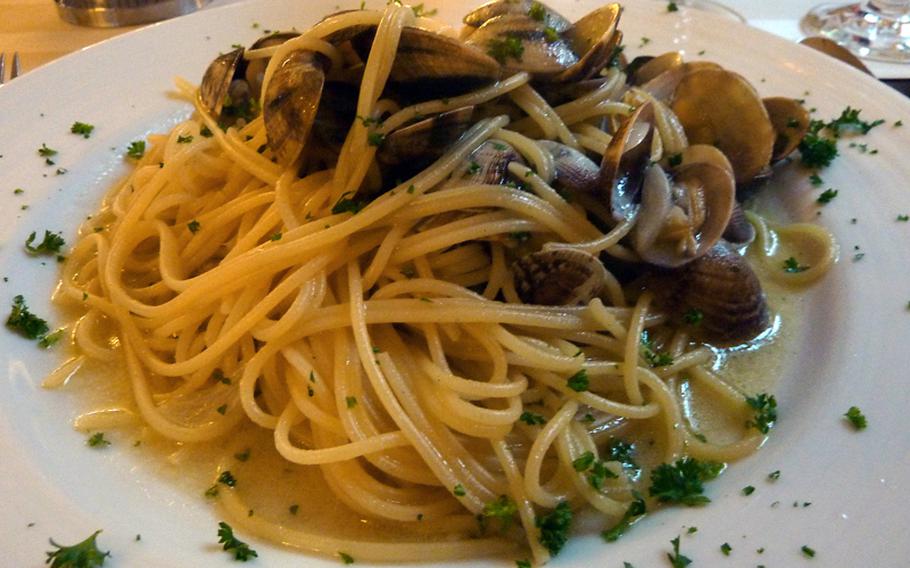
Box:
[463, 0, 572, 32]
[538, 140, 599, 193]
[377, 106, 475, 167]
[513, 249, 608, 306]
[449, 139, 525, 186]
[263, 50, 330, 166]
[200, 48, 244, 116]
[763, 96, 810, 162]
[722, 202, 755, 246]
[678, 243, 769, 343]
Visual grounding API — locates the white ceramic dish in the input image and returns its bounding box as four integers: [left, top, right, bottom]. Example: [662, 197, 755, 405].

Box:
[2, 0, 909, 566]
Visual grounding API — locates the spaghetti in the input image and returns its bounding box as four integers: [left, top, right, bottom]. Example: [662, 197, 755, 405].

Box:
[52, 2, 835, 564]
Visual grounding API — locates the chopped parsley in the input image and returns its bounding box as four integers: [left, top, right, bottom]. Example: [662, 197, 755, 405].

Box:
[177, 134, 194, 144]
[216, 404, 228, 415]
[519, 411, 546, 425]
[6, 295, 50, 340]
[720, 542, 732, 556]
[234, 449, 251, 462]
[543, 26, 559, 43]
[38, 143, 58, 157]
[801, 545, 816, 558]
[641, 331, 673, 367]
[289, 504, 299, 515]
[516, 561, 531, 568]
[844, 406, 867, 430]
[453, 484, 466, 497]
[200, 125, 214, 137]
[566, 369, 589, 392]
[187, 219, 201, 233]
[367, 132, 385, 146]
[217, 522, 258, 561]
[826, 106, 884, 137]
[39, 329, 65, 349]
[667, 1, 679, 12]
[742, 485, 755, 496]
[71, 121, 95, 138]
[572, 452, 596, 472]
[339, 551, 355, 564]
[783, 257, 809, 273]
[601, 492, 646, 542]
[528, 2, 546, 21]
[410, 3, 437, 17]
[682, 308, 703, 325]
[809, 173, 824, 186]
[895, 120, 903, 127]
[768, 470, 781, 481]
[218, 470, 237, 487]
[668, 153, 683, 167]
[745, 393, 777, 434]
[125, 141, 146, 160]
[817, 188, 838, 204]
[467, 160, 481, 174]
[667, 536, 692, 567]
[25, 230, 66, 256]
[536, 501, 572, 556]
[332, 194, 366, 215]
[649, 457, 722, 506]
[799, 132, 838, 168]
[87, 432, 110, 448]
[345, 396, 358, 408]
[46, 530, 110, 568]
[482, 495, 518, 530]
[607, 440, 639, 472]
[487, 35, 524, 64]
[897, 214, 909, 222]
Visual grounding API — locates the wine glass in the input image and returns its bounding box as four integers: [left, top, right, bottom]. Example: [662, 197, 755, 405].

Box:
[801, 1, 910, 63]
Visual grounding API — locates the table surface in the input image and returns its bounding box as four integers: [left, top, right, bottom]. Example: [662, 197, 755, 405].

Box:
[0, 0, 905, 79]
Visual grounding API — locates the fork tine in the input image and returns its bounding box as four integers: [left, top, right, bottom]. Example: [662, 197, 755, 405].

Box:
[11, 53, 20, 80]
[0, 53, 5, 85]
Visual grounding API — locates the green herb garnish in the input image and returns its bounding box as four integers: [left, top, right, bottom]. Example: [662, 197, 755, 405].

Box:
[46, 530, 110, 568]
[844, 406, 867, 430]
[667, 536, 692, 567]
[536, 501, 572, 556]
[487, 35, 524, 64]
[6, 295, 49, 340]
[649, 457, 722, 506]
[566, 369, 589, 392]
[71, 122, 95, 138]
[745, 393, 777, 434]
[25, 230, 66, 256]
[217, 522, 258, 561]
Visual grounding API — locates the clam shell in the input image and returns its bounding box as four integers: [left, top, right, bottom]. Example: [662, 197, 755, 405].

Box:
[377, 106, 475, 167]
[513, 249, 608, 306]
[200, 48, 244, 116]
[463, 0, 572, 32]
[677, 243, 769, 343]
[538, 140, 599, 193]
[450, 139, 525, 186]
[671, 68, 775, 184]
[263, 50, 330, 166]
[763, 96, 811, 162]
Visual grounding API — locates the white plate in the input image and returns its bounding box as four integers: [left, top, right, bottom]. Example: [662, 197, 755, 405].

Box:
[2, 0, 909, 566]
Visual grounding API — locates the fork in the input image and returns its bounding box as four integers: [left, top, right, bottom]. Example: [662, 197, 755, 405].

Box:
[0, 52, 21, 84]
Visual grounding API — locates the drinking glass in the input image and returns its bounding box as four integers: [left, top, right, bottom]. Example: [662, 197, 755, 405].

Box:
[801, 1, 910, 63]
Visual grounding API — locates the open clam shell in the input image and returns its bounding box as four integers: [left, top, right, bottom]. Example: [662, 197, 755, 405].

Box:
[763, 96, 811, 163]
[538, 140, 600, 194]
[200, 48, 245, 117]
[463, 0, 572, 32]
[631, 162, 735, 268]
[263, 50, 331, 166]
[377, 106, 476, 167]
[598, 102, 655, 222]
[513, 249, 608, 306]
[671, 68, 775, 184]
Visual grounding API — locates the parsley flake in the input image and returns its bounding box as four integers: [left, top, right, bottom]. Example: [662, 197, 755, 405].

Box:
[487, 35, 524, 64]
[783, 257, 809, 273]
[46, 530, 110, 568]
[536, 501, 572, 556]
[667, 536, 692, 567]
[745, 393, 777, 434]
[71, 121, 95, 138]
[566, 369, 589, 392]
[126, 140, 146, 159]
[217, 522, 258, 561]
[844, 406, 867, 430]
[649, 457, 722, 506]
[519, 411, 546, 425]
[6, 295, 50, 340]
[87, 432, 110, 448]
[25, 230, 66, 256]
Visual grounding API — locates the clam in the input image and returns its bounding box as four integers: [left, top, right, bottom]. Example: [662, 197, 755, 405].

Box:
[598, 102, 655, 223]
[463, 0, 572, 32]
[448, 139, 525, 186]
[629, 51, 683, 86]
[538, 140, 599, 194]
[376, 106, 476, 167]
[722, 202, 755, 246]
[245, 32, 300, 96]
[341, 26, 502, 98]
[763, 97, 810, 162]
[670, 68, 775, 184]
[464, 3, 622, 83]
[513, 249, 608, 306]
[674, 243, 769, 343]
[200, 48, 245, 117]
[263, 50, 332, 166]
[630, 162, 735, 267]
